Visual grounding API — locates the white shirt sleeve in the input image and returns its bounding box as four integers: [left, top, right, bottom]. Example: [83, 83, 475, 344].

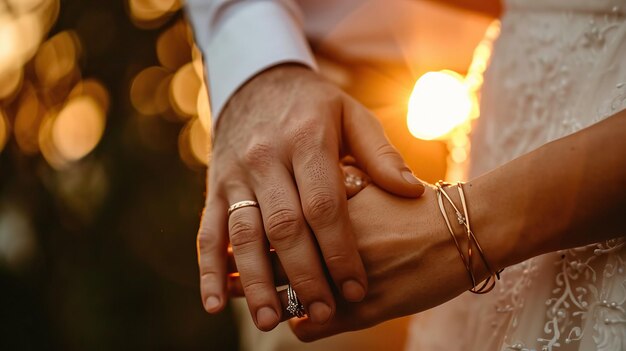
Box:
[185, 0, 318, 127]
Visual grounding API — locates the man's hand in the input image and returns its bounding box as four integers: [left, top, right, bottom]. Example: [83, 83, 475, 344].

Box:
[197, 64, 424, 331]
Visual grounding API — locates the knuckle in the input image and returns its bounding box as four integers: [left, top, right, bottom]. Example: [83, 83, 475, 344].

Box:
[242, 279, 271, 298]
[200, 269, 220, 282]
[289, 274, 319, 295]
[197, 230, 218, 253]
[265, 208, 301, 244]
[323, 252, 351, 269]
[229, 219, 259, 249]
[288, 119, 314, 140]
[301, 152, 330, 183]
[365, 143, 401, 175]
[200, 270, 224, 293]
[243, 142, 275, 170]
[287, 119, 327, 152]
[304, 190, 339, 225]
[374, 143, 400, 159]
[288, 132, 312, 154]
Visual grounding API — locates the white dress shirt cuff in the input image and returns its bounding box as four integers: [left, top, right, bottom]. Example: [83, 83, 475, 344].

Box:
[186, 1, 317, 128]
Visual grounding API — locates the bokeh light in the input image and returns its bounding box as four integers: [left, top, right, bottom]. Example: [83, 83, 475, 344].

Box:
[407, 70, 472, 140]
[1, 2, 238, 349]
[130, 66, 172, 116]
[0, 13, 42, 75]
[157, 19, 192, 70]
[69, 79, 111, 113]
[0, 205, 38, 271]
[127, 0, 182, 29]
[51, 96, 106, 163]
[38, 110, 67, 169]
[178, 117, 210, 168]
[34, 30, 81, 88]
[14, 83, 45, 155]
[196, 82, 212, 132]
[0, 66, 23, 100]
[0, 0, 60, 78]
[170, 62, 201, 119]
[0, 109, 9, 153]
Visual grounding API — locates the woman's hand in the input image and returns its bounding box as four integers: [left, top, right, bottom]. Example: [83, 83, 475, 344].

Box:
[226, 110, 626, 340]
[229, 185, 483, 341]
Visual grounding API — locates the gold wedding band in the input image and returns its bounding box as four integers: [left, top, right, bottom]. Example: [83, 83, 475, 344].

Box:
[228, 200, 259, 216]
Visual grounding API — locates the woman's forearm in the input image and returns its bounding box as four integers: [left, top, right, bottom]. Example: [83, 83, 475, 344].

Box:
[463, 109, 626, 271]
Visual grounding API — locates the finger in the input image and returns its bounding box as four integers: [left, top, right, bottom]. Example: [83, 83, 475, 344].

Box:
[227, 248, 288, 284]
[292, 142, 368, 303]
[254, 167, 336, 325]
[227, 191, 282, 331]
[290, 311, 353, 342]
[230, 287, 296, 325]
[228, 250, 289, 290]
[278, 289, 347, 336]
[197, 191, 229, 313]
[343, 98, 425, 197]
[232, 286, 345, 329]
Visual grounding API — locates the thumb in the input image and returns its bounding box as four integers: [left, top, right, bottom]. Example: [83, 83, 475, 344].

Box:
[342, 99, 425, 197]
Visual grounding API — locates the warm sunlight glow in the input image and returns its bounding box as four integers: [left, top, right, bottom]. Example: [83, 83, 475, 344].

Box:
[407, 70, 471, 140]
[444, 20, 500, 181]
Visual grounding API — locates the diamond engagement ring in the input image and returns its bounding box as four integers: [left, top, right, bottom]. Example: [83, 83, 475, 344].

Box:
[228, 200, 259, 216]
[286, 284, 306, 318]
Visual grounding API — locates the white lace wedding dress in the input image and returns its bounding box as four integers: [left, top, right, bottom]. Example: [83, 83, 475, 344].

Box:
[406, 0, 626, 350]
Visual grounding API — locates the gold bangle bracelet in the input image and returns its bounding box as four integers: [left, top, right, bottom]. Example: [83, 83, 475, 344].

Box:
[457, 182, 502, 294]
[436, 181, 502, 294]
[436, 182, 475, 289]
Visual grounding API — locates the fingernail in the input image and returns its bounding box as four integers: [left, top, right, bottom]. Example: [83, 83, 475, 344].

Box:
[342, 280, 366, 302]
[402, 170, 423, 186]
[256, 307, 279, 330]
[309, 302, 332, 324]
[205, 295, 221, 312]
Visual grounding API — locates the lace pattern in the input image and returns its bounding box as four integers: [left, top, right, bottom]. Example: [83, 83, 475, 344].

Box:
[406, 2, 626, 350]
[466, 3, 626, 351]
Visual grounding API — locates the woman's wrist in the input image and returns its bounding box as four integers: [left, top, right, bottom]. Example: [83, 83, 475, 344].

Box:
[407, 185, 484, 292]
[458, 178, 531, 274]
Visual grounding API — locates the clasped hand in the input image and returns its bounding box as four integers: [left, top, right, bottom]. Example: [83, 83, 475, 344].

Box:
[227, 184, 478, 341]
[197, 64, 424, 333]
